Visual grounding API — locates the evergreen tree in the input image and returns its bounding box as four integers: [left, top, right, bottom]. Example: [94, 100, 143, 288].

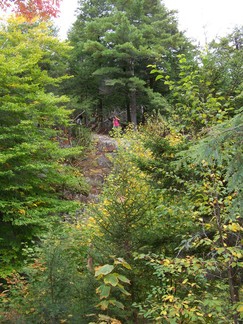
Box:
[68, 0, 192, 127]
[0, 18, 85, 275]
[208, 26, 243, 99]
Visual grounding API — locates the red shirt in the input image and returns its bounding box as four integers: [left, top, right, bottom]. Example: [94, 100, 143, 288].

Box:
[113, 118, 120, 127]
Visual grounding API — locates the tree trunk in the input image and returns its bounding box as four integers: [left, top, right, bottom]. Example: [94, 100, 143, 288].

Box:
[126, 100, 131, 123]
[129, 89, 137, 127]
[128, 58, 137, 127]
[97, 97, 103, 130]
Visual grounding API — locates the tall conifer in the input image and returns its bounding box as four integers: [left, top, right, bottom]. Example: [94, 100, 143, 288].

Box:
[68, 0, 191, 126]
[0, 18, 84, 275]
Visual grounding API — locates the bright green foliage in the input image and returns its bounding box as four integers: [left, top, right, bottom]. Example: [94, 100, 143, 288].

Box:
[153, 55, 234, 136]
[149, 27, 243, 137]
[207, 27, 243, 101]
[0, 18, 85, 276]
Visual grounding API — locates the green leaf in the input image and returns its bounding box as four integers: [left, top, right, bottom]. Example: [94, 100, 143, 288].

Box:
[147, 64, 156, 68]
[117, 274, 130, 284]
[96, 284, 111, 299]
[96, 300, 109, 310]
[95, 264, 114, 277]
[113, 300, 125, 310]
[104, 273, 119, 286]
[150, 69, 158, 74]
[155, 75, 163, 81]
[237, 304, 243, 313]
[117, 284, 131, 296]
[114, 258, 132, 270]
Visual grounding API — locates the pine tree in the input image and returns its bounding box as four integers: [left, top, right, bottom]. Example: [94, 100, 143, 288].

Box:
[0, 18, 84, 275]
[68, 0, 191, 127]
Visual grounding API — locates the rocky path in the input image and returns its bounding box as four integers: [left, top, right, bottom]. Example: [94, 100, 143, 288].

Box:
[77, 133, 118, 203]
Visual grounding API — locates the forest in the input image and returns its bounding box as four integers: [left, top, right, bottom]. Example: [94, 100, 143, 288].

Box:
[0, 0, 242, 323]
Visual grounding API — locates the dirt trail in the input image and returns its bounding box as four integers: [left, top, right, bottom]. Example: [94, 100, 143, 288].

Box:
[77, 133, 118, 203]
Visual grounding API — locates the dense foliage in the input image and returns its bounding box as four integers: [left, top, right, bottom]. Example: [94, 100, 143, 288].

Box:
[0, 3, 242, 324]
[0, 17, 87, 276]
[67, 0, 193, 128]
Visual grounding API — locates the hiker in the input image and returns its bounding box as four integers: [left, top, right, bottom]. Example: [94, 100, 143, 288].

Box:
[113, 116, 120, 128]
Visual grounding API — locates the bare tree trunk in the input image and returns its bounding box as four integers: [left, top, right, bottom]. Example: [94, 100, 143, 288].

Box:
[97, 98, 103, 130]
[126, 100, 131, 123]
[129, 89, 137, 127]
[128, 58, 137, 128]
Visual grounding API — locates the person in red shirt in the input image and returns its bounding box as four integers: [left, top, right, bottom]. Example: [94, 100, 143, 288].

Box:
[113, 116, 120, 128]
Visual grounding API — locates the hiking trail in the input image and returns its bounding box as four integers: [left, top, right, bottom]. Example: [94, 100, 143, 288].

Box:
[77, 133, 118, 203]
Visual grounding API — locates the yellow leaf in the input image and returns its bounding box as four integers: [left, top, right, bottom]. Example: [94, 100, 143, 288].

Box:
[228, 223, 242, 232]
[163, 259, 171, 266]
[163, 295, 174, 302]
